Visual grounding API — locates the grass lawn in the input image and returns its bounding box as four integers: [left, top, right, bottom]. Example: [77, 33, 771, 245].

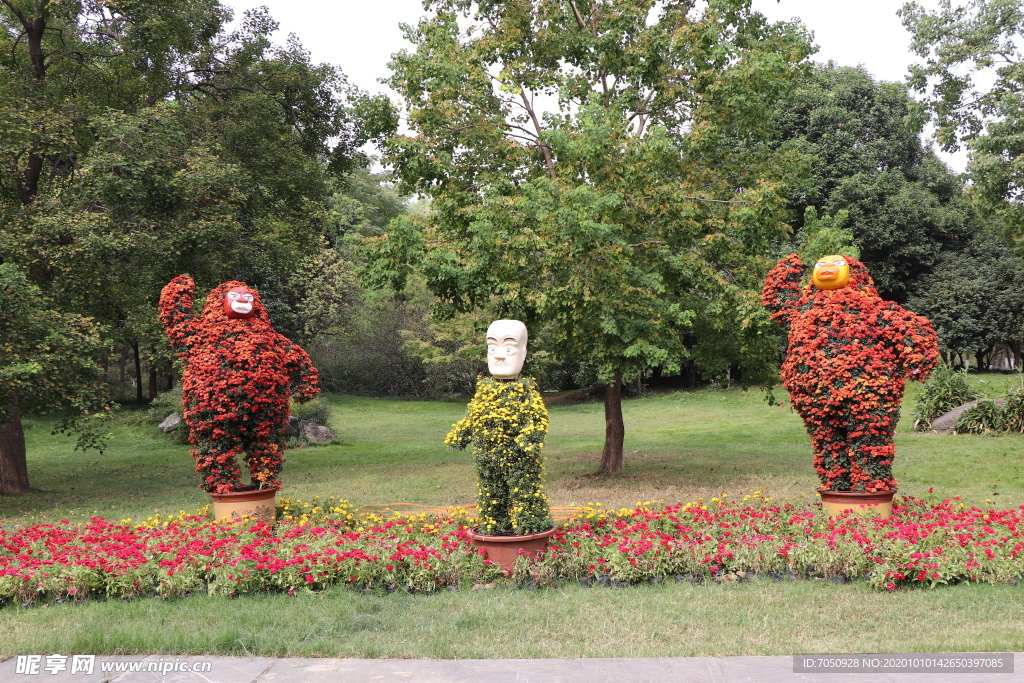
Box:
[4, 379, 1022, 526]
[2, 378, 1024, 657]
[4, 581, 1024, 659]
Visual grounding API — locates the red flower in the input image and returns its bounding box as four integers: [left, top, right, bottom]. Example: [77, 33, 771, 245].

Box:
[159, 275, 320, 493]
[762, 255, 939, 492]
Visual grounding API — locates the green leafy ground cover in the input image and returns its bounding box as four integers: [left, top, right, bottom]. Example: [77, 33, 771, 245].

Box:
[2, 380, 1024, 657]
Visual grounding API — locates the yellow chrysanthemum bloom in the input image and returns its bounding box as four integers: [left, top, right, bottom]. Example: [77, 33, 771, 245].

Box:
[447, 376, 552, 535]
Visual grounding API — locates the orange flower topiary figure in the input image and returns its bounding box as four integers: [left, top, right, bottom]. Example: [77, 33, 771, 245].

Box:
[762, 254, 939, 492]
[159, 275, 319, 493]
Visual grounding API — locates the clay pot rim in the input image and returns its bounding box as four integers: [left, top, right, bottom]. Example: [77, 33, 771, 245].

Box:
[208, 485, 278, 503]
[817, 488, 897, 503]
[467, 526, 558, 543]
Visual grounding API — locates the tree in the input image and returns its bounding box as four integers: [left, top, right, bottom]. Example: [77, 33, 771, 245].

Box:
[765, 63, 976, 302]
[364, 0, 813, 473]
[329, 166, 407, 242]
[0, 263, 110, 493]
[901, 0, 1024, 234]
[907, 231, 1024, 368]
[0, 2, 392, 292]
[0, 2, 394, 433]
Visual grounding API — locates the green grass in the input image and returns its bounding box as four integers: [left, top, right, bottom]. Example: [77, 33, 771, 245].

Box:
[4, 379, 1023, 526]
[3, 580, 1024, 658]
[4, 380, 1024, 658]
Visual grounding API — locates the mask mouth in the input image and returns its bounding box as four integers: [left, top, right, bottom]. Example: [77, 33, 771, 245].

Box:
[230, 301, 253, 315]
[816, 268, 838, 280]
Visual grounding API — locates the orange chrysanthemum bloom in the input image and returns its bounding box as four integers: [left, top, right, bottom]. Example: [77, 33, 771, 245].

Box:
[159, 275, 319, 493]
[762, 254, 939, 492]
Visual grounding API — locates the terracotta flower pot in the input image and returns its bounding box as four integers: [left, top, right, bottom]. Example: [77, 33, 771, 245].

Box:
[209, 485, 277, 526]
[467, 527, 557, 572]
[819, 488, 896, 520]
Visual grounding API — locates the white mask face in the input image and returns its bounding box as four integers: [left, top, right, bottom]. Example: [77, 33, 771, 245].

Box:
[486, 319, 528, 379]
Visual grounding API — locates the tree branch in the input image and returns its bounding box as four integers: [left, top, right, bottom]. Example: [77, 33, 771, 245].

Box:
[519, 88, 556, 180]
[683, 196, 750, 204]
[0, 0, 32, 33]
[632, 91, 656, 136]
[565, 0, 587, 31]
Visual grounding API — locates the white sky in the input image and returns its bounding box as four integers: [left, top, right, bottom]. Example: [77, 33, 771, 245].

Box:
[225, 0, 965, 170]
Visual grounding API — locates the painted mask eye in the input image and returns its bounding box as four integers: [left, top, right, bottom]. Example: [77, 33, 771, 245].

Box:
[240, 294, 254, 302]
[227, 292, 241, 300]
[832, 259, 847, 266]
[814, 262, 826, 269]
[504, 347, 515, 354]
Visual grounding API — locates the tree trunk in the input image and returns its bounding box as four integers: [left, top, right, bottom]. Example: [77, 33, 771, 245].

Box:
[16, 17, 48, 206]
[978, 345, 993, 371]
[148, 364, 158, 400]
[118, 343, 128, 402]
[0, 392, 30, 494]
[599, 373, 625, 475]
[132, 341, 143, 403]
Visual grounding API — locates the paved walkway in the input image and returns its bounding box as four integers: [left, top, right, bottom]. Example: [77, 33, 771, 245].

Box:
[1, 654, 1021, 683]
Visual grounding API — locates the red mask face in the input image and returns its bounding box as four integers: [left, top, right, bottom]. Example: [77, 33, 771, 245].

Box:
[224, 286, 256, 318]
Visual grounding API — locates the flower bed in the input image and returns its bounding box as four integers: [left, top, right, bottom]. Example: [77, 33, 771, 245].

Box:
[3, 495, 1024, 605]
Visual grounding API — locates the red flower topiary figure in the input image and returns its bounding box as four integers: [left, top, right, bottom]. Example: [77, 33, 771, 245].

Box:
[762, 254, 939, 492]
[159, 275, 319, 493]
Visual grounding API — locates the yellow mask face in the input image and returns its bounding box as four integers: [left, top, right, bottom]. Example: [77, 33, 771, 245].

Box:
[812, 255, 852, 290]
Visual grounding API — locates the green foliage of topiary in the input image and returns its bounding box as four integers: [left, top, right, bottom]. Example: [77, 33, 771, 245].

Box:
[913, 362, 978, 430]
[446, 377, 553, 535]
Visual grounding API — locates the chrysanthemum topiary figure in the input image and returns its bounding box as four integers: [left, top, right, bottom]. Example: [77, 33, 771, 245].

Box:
[159, 275, 319, 493]
[446, 320, 553, 535]
[762, 254, 940, 492]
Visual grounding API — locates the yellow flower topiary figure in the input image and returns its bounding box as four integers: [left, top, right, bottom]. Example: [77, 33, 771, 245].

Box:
[446, 320, 553, 535]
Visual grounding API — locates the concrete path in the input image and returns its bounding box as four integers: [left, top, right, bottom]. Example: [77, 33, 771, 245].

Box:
[1, 654, 1021, 683]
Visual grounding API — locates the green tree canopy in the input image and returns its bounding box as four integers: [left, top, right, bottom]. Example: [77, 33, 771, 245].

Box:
[907, 231, 1024, 369]
[901, 0, 1024, 235]
[363, 0, 813, 473]
[0, 4, 394, 302]
[0, 263, 110, 493]
[765, 63, 977, 302]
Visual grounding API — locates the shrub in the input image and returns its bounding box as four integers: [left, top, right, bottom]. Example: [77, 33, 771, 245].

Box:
[310, 302, 428, 396]
[290, 398, 331, 426]
[954, 399, 1005, 434]
[1002, 389, 1024, 433]
[145, 387, 183, 424]
[913, 362, 977, 430]
[144, 388, 190, 444]
[954, 383, 1024, 435]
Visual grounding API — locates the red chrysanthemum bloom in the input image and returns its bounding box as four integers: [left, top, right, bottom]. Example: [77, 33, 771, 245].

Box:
[159, 275, 319, 493]
[762, 254, 939, 492]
